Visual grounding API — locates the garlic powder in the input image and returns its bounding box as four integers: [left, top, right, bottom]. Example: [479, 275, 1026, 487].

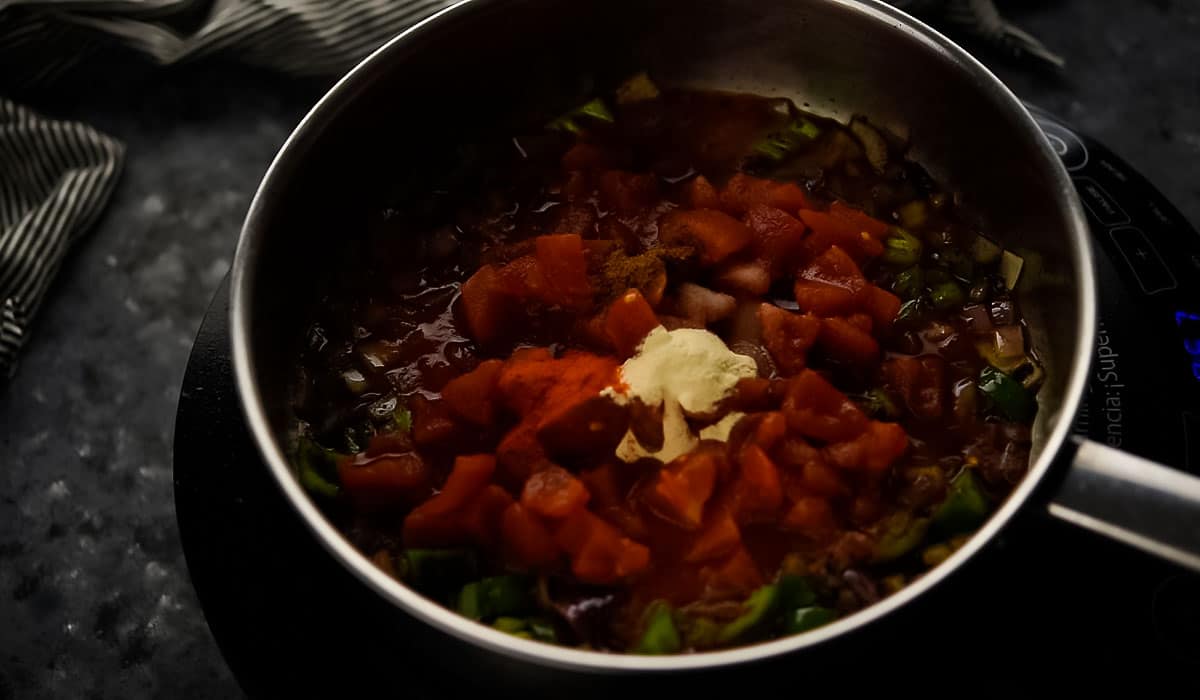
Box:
[602, 326, 757, 463]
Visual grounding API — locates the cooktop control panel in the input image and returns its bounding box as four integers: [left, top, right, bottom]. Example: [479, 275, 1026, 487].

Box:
[1030, 105, 1200, 477]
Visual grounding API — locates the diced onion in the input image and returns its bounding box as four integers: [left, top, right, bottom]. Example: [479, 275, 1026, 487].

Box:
[1000, 250, 1024, 290]
[992, 325, 1025, 360]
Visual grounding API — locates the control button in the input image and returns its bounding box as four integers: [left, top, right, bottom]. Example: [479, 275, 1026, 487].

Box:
[1075, 176, 1131, 226]
[1097, 158, 1130, 184]
[1109, 226, 1176, 294]
[1035, 117, 1088, 170]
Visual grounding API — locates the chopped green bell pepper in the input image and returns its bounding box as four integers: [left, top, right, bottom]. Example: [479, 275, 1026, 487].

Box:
[857, 388, 901, 420]
[786, 606, 838, 634]
[492, 616, 527, 633]
[929, 280, 965, 309]
[933, 469, 990, 535]
[490, 616, 558, 643]
[457, 575, 533, 621]
[882, 228, 923, 267]
[718, 583, 785, 644]
[896, 298, 924, 323]
[633, 601, 681, 654]
[681, 616, 723, 650]
[892, 265, 925, 300]
[897, 200, 928, 230]
[399, 548, 478, 591]
[458, 581, 484, 620]
[872, 512, 931, 563]
[295, 436, 342, 498]
[528, 618, 558, 643]
[547, 97, 615, 133]
[752, 118, 823, 162]
[390, 406, 412, 433]
[978, 365, 1035, 421]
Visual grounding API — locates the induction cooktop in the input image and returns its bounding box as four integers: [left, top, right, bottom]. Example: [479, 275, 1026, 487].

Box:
[173, 110, 1200, 698]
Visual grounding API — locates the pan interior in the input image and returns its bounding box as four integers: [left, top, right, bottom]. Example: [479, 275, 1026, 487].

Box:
[235, 0, 1092, 669]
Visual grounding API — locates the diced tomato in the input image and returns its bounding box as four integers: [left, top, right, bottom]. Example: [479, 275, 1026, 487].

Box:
[402, 454, 496, 546]
[499, 349, 623, 479]
[501, 502, 560, 569]
[422, 454, 495, 516]
[337, 452, 430, 510]
[824, 420, 909, 472]
[363, 430, 415, 458]
[829, 200, 890, 238]
[575, 313, 614, 352]
[461, 484, 515, 547]
[400, 511, 460, 548]
[781, 496, 837, 540]
[798, 245, 867, 291]
[553, 508, 598, 555]
[579, 464, 624, 508]
[605, 288, 661, 358]
[494, 255, 550, 300]
[496, 423, 548, 484]
[701, 546, 764, 599]
[572, 535, 649, 584]
[758, 303, 820, 375]
[561, 142, 611, 171]
[793, 280, 857, 318]
[521, 465, 591, 518]
[752, 411, 788, 451]
[800, 459, 847, 497]
[496, 347, 558, 415]
[724, 376, 774, 412]
[685, 510, 742, 563]
[535, 233, 593, 307]
[684, 174, 721, 209]
[441, 359, 503, 426]
[599, 170, 658, 216]
[719, 173, 809, 215]
[732, 445, 784, 524]
[658, 209, 753, 266]
[459, 264, 512, 345]
[745, 204, 808, 276]
[862, 285, 902, 328]
[499, 348, 617, 419]
[817, 316, 881, 366]
[773, 436, 822, 470]
[555, 509, 650, 584]
[537, 395, 630, 459]
[798, 209, 885, 262]
[782, 369, 870, 442]
[644, 450, 720, 529]
[846, 313, 873, 333]
[793, 246, 868, 317]
[881, 355, 946, 419]
[411, 396, 462, 449]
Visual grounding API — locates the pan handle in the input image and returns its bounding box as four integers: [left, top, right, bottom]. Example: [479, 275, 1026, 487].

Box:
[1048, 437, 1200, 571]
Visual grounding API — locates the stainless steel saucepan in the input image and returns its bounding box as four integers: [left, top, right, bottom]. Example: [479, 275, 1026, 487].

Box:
[229, 0, 1200, 672]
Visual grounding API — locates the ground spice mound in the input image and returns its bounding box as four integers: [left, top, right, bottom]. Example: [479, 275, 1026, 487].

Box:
[599, 245, 694, 302]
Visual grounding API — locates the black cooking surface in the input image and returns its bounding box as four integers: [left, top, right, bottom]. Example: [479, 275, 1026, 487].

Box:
[173, 114, 1200, 698]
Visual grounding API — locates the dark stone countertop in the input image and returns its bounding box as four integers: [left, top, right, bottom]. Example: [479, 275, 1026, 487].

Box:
[1, 2, 1197, 697]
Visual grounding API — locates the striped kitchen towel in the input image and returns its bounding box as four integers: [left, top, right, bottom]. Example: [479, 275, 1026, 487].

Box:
[0, 99, 124, 375]
[0, 0, 1054, 379]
